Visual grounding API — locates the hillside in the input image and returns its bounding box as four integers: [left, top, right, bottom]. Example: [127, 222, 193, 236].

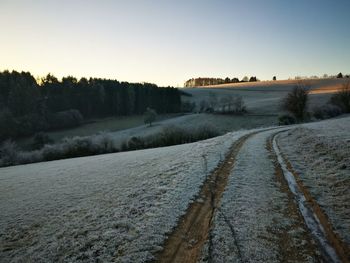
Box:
[1, 116, 349, 262]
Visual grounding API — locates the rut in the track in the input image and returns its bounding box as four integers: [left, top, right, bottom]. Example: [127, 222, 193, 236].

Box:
[271, 133, 350, 263]
[153, 133, 255, 263]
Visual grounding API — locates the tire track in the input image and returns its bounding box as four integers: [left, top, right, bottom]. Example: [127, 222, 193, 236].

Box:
[266, 134, 323, 262]
[153, 132, 257, 263]
[272, 132, 350, 263]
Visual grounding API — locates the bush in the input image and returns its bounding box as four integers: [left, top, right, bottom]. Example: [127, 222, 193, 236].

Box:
[49, 109, 83, 130]
[281, 83, 309, 122]
[330, 81, 350, 113]
[232, 95, 247, 114]
[120, 124, 220, 152]
[127, 136, 145, 150]
[181, 101, 196, 113]
[32, 132, 53, 150]
[313, 104, 343, 120]
[148, 124, 219, 148]
[144, 108, 157, 127]
[0, 140, 19, 166]
[0, 133, 118, 167]
[278, 115, 296, 125]
[0, 109, 17, 141]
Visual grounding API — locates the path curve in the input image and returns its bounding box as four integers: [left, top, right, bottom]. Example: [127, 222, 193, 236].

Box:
[155, 128, 347, 262]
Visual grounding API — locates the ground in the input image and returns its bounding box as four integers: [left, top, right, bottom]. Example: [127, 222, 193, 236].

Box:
[1, 116, 349, 262]
[17, 78, 346, 150]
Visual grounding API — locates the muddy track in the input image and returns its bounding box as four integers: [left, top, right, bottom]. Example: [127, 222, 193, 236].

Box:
[272, 132, 350, 263]
[266, 134, 323, 262]
[153, 132, 257, 263]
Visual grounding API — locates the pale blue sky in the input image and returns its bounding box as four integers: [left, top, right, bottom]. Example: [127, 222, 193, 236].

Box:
[1, 0, 349, 86]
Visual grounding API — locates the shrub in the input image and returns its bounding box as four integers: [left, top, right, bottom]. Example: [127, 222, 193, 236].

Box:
[220, 95, 247, 114]
[181, 101, 196, 113]
[120, 124, 220, 151]
[281, 83, 309, 122]
[179, 90, 192, 97]
[232, 95, 247, 114]
[144, 107, 157, 127]
[0, 124, 219, 167]
[49, 109, 83, 130]
[278, 115, 296, 125]
[158, 125, 188, 145]
[32, 132, 53, 150]
[93, 132, 115, 153]
[0, 109, 17, 141]
[149, 124, 219, 148]
[330, 81, 350, 113]
[127, 136, 145, 150]
[313, 104, 343, 120]
[199, 100, 209, 112]
[40, 134, 117, 161]
[0, 140, 19, 166]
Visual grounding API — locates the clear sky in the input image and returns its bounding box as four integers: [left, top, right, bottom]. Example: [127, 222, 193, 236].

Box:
[1, 0, 349, 87]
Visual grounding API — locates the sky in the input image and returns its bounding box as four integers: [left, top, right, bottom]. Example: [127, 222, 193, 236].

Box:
[0, 0, 349, 87]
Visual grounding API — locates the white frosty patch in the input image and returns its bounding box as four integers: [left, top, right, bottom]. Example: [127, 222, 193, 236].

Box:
[0, 130, 251, 262]
[209, 129, 321, 262]
[277, 116, 350, 245]
[273, 135, 340, 263]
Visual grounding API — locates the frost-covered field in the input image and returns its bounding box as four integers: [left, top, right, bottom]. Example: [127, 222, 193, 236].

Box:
[0, 131, 250, 262]
[276, 116, 350, 245]
[107, 80, 343, 145]
[184, 78, 345, 115]
[208, 129, 321, 262]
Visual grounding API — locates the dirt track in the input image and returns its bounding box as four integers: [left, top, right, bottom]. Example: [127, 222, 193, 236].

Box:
[154, 133, 255, 263]
[155, 129, 348, 263]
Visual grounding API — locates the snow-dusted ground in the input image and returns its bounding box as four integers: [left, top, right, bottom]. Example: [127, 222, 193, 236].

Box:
[107, 113, 277, 148]
[276, 116, 350, 245]
[2, 115, 348, 262]
[0, 131, 250, 262]
[209, 129, 322, 262]
[183, 78, 345, 115]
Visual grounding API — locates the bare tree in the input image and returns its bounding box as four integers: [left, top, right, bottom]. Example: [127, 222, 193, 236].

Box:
[330, 81, 350, 113]
[232, 95, 246, 114]
[220, 96, 230, 113]
[144, 107, 157, 127]
[208, 92, 218, 111]
[281, 82, 309, 121]
[199, 100, 209, 112]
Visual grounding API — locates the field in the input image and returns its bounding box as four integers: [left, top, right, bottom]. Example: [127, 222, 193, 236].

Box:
[1, 116, 349, 262]
[1, 78, 349, 262]
[108, 78, 347, 146]
[17, 78, 345, 150]
[18, 114, 180, 150]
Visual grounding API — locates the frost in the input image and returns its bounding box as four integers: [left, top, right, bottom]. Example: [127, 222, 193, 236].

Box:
[0, 131, 249, 262]
[276, 116, 350, 245]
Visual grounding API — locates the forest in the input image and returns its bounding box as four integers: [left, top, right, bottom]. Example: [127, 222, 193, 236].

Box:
[184, 76, 258, 87]
[0, 70, 181, 140]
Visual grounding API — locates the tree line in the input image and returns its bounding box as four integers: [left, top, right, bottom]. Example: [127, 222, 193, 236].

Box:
[184, 76, 259, 87]
[0, 70, 181, 140]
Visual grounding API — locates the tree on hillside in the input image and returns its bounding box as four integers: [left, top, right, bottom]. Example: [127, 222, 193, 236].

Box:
[337, 72, 343, 78]
[208, 92, 218, 111]
[242, 76, 249, 82]
[199, 100, 209, 112]
[249, 76, 257, 82]
[231, 78, 239, 83]
[144, 107, 157, 127]
[330, 81, 350, 113]
[281, 82, 309, 122]
[220, 96, 230, 113]
[273, 76, 277, 81]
